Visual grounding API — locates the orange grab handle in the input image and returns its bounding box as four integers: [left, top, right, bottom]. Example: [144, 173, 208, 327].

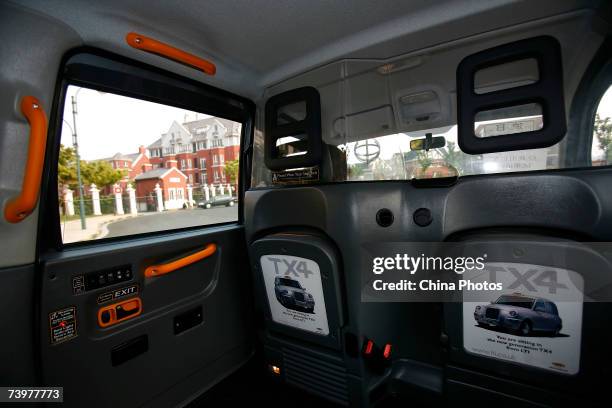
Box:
[144, 243, 217, 278]
[126, 32, 216, 76]
[4, 96, 48, 223]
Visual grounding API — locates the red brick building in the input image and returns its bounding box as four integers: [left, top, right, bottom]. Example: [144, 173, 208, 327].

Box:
[134, 166, 188, 210]
[147, 117, 241, 186]
[100, 116, 240, 201]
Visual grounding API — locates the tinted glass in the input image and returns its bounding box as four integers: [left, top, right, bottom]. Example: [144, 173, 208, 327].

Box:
[278, 278, 301, 288]
[495, 295, 535, 309]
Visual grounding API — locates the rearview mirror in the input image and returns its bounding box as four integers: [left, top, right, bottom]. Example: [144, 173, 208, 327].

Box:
[410, 133, 446, 151]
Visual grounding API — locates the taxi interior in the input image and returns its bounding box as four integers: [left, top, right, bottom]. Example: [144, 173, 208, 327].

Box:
[1, 1, 612, 407]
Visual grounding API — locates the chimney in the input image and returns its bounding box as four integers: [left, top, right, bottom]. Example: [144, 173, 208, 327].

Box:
[167, 159, 178, 169]
[138, 145, 146, 154]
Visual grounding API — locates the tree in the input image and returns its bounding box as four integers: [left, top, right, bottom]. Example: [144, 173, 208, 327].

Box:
[348, 164, 364, 179]
[417, 151, 433, 171]
[594, 113, 612, 164]
[224, 159, 240, 185]
[437, 141, 466, 174]
[58, 144, 77, 187]
[80, 160, 125, 188]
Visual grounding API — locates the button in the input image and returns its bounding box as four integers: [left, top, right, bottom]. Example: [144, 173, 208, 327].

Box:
[98, 274, 106, 286]
[87, 274, 98, 288]
[383, 344, 392, 360]
[107, 272, 115, 282]
[363, 339, 374, 356]
[100, 310, 111, 324]
[124, 269, 132, 279]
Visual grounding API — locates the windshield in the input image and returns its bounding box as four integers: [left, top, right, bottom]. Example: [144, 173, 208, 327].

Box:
[341, 120, 560, 181]
[494, 295, 535, 309]
[277, 278, 301, 288]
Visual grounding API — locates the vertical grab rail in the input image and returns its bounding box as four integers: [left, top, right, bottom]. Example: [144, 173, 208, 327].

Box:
[4, 96, 48, 223]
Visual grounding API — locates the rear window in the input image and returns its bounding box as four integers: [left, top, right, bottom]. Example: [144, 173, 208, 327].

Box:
[59, 85, 242, 244]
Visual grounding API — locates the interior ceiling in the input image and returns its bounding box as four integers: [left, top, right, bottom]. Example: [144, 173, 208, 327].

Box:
[14, 0, 600, 99]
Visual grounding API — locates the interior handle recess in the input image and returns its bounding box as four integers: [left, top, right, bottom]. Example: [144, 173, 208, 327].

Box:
[4, 96, 48, 223]
[144, 243, 217, 278]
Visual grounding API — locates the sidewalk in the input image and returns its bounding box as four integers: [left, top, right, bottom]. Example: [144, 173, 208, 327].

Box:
[60, 213, 143, 243]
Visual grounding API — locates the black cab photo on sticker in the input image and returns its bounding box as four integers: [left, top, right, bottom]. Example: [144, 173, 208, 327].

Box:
[473, 294, 564, 337]
[462, 262, 583, 374]
[274, 276, 316, 313]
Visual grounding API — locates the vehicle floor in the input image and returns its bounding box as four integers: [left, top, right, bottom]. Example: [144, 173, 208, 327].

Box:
[187, 355, 342, 408]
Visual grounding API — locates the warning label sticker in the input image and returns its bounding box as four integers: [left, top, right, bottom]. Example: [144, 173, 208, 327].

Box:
[49, 306, 77, 345]
[72, 275, 85, 295]
[272, 167, 319, 185]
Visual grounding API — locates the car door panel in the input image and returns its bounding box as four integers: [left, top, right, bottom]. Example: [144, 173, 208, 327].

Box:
[0, 264, 37, 384]
[39, 225, 254, 407]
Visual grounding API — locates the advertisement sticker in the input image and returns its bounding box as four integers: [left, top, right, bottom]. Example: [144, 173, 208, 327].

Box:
[260, 255, 329, 336]
[463, 263, 583, 374]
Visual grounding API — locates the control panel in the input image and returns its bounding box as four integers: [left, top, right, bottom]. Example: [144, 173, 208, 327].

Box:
[72, 265, 133, 295]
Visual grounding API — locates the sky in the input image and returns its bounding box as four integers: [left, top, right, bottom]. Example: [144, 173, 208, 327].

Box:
[60, 85, 209, 160]
[62, 84, 612, 163]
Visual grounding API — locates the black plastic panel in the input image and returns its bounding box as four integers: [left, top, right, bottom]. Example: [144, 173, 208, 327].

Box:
[111, 335, 148, 367]
[264, 87, 322, 171]
[457, 36, 566, 154]
[174, 305, 203, 335]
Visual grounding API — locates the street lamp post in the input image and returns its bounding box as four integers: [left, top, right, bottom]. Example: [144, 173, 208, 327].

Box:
[70, 89, 87, 230]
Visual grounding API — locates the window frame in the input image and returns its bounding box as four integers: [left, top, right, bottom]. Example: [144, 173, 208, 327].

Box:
[38, 47, 254, 251]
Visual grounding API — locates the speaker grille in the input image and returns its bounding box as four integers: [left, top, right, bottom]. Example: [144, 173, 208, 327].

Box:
[282, 347, 349, 405]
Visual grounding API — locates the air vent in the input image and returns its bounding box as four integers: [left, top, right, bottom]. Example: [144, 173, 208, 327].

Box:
[283, 347, 349, 406]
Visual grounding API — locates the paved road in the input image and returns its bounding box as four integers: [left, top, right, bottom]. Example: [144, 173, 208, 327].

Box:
[105, 206, 238, 238]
